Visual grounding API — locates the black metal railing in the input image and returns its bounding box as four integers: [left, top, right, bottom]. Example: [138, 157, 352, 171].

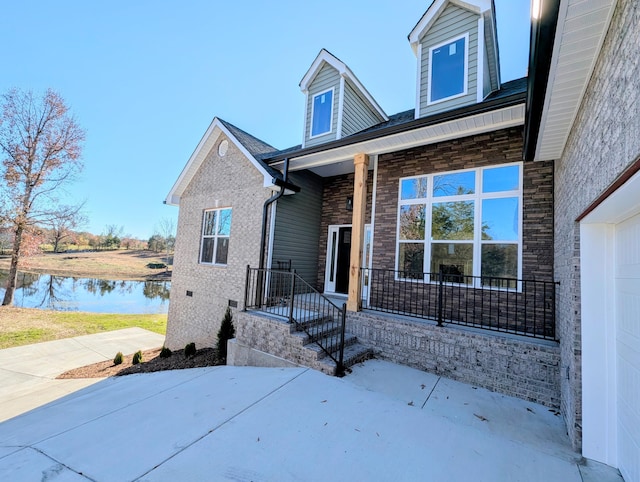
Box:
[244, 266, 347, 374]
[361, 268, 558, 340]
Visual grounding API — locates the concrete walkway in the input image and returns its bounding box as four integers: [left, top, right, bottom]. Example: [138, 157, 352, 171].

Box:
[0, 332, 624, 481]
[0, 328, 165, 422]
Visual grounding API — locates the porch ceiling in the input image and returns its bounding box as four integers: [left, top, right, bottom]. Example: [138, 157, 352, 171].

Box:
[533, 0, 617, 162]
[273, 104, 525, 174]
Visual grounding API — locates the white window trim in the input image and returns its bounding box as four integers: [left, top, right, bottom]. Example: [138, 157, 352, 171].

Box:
[426, 32, 470, 106]
[200, 207, 232, 266]
[309, 87, 335, 139]
[394, 162, 523, 287]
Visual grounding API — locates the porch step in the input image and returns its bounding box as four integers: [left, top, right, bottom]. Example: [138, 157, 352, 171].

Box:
[317, 341, 374, 376]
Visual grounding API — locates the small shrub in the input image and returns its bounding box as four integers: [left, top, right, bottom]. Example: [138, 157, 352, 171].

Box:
[184, 342, 196, 357]
[113, 352, 124, 365]
[159, 346, 172, 358]
[132, 350, 143, 365]
[216, 307, 235, 364]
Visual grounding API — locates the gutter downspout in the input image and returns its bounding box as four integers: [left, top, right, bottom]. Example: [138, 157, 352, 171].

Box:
[259, 158, 289, 270]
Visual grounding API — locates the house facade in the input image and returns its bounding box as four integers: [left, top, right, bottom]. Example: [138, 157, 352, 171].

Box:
[165, 0, 638, 477]
[527, 0, 639, 479]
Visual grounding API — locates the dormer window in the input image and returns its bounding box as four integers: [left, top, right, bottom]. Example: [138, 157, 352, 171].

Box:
[310, 88, 334, 137]
[428, 33, 468, 105]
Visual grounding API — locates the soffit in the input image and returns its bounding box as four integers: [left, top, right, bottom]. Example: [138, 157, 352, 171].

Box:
[534, 0, 617, 161]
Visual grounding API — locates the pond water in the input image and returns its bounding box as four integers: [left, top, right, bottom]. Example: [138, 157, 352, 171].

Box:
[0, 271, 170, 314]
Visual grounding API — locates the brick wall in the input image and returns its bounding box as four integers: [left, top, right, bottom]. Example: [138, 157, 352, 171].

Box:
[553, 0, 640, 449]
[373, 127, 554, 279]
[348, 310, 560, 408]
[165, 134, 271, 350]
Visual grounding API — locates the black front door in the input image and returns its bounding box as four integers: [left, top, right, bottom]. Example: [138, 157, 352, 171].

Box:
[335, 227, 352, 294]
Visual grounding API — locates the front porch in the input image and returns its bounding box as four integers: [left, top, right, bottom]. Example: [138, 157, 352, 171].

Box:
[237, 265, 560, 407]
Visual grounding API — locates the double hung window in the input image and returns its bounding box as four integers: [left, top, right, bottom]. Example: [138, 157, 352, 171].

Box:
[397, 163, 521, 284]
[200, 208, 232, 265]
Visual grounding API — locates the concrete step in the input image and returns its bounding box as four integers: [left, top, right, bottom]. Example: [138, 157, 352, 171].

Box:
[317, 341, 374, 376]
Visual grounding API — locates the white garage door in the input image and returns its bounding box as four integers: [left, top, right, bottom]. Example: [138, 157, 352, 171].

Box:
[615, 212, 640, 482]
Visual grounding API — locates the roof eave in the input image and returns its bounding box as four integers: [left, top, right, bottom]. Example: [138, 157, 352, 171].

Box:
[266, 88, 526, 164]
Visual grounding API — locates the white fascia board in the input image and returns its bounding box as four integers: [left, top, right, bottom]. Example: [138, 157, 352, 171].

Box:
[300, 49, 347, 91]
[273, 103, 524, 172]
[165, 117, 273, 206]
[533, 0, 617, 161]
[409, 0, 490, 54]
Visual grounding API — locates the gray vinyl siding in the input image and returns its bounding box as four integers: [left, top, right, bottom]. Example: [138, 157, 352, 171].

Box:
[419, 3, 479, 117]
[341, 80, 383, 137]
[483, 41, 492, 98]
[305, 64, 340, 148]
[271, 170, 323, 286]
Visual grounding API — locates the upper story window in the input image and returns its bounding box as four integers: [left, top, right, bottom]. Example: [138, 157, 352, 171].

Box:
[397, 163, 522, 286]
[428, 33, 468, 105]
[310, 88, 334, 137]
[200, 208, 232, 266]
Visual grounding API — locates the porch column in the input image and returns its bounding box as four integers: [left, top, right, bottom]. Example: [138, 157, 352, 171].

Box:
[347, 153, 369, 312]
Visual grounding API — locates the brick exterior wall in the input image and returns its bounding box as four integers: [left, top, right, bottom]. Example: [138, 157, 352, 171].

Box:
[373, 127, 554, 279]
[347, 310, 560, 408]
[233, 311, 335, 375]
[553, 0, 640, 450]
[165, 134, 272, 350]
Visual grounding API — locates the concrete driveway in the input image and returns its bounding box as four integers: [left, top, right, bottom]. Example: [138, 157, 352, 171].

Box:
[0, 328, 164, 422]
[0, 331, 623, 481]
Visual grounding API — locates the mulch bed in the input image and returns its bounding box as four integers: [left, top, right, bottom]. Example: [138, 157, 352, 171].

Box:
[57, 347, 222, 379]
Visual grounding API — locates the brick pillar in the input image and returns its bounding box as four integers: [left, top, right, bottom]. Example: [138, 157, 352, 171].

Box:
[347, 153, 369, 312]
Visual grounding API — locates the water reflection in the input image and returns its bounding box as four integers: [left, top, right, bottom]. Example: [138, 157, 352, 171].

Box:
[0, 271, 170, 314]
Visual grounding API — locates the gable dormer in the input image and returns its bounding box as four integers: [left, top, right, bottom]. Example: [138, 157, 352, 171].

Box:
[300, 49, 387, 148]
[409, 0, 500, 119]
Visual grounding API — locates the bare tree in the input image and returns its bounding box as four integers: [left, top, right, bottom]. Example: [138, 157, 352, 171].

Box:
[0, 88, 84, 305]
[46, 203, 87, 253]
[156, 217, 176, 271]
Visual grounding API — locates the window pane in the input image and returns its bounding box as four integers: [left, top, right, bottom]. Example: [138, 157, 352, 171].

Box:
[430, 37, 465, 102]
[483, 165, 519, 193]
[430, 243, 473, 283]
[201, 238, 214, 263]
[433, 171, 475, 196]
[217, 209, 232, 235]
[401, 177, 428, 200]
[203, 211, 216, 236]
[398, 243, 424, 278]
[482, 198, 518, 241]
[215, 237, 229, 265]
[431, 201, 474, 240]
[311, 90, 332, 136]
[399, 205, 426, 240]
[481, 244, 518, 280]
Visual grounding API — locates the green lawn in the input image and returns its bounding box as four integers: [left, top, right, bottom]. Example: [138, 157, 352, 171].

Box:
[0, 307, 166, 349]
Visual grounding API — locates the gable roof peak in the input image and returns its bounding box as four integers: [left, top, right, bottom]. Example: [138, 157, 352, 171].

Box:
[408, 0, 493, 54]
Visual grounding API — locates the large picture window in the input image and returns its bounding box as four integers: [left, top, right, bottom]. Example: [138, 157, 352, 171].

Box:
[310, 88, 333, 137]
[428, 34, 468, 104]
[200, 208, 232, 265]
[397, 163, 522, 284]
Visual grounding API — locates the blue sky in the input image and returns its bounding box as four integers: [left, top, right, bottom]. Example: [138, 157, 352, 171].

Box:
[0, 1, 531, 240]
